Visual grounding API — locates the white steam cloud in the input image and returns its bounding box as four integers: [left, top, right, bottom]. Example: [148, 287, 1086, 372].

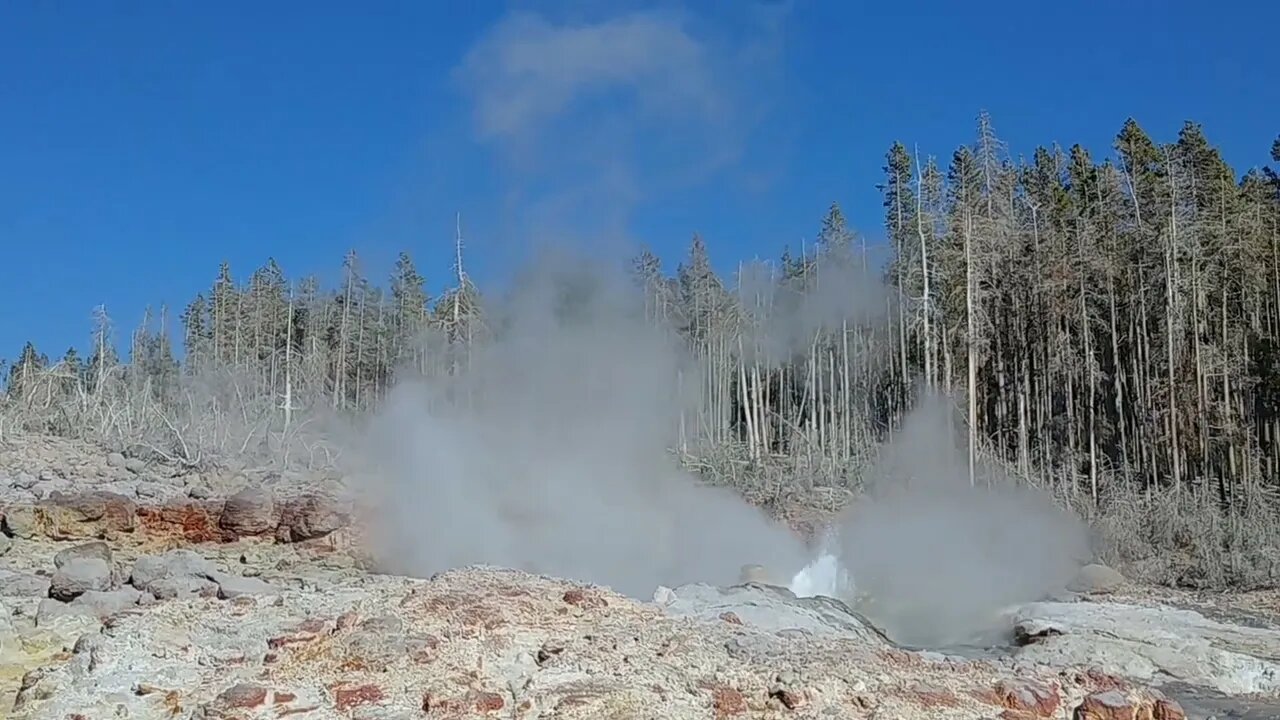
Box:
[361, 252, 811, 598]
[829, 393, 1091, 647]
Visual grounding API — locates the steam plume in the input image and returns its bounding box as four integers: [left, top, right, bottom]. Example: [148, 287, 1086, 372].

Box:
[360, 252, 811, 598]
[832, 392, 1091, 647]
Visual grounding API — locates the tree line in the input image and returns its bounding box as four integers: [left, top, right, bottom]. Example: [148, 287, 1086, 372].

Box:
[4, 113, 1280, 535]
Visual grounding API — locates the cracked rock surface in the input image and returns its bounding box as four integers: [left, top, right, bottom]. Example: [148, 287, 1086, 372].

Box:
[2, 434, 1279, 718]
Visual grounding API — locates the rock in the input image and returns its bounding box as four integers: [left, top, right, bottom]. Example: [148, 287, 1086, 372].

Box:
[207, 570, 278, 599]
[1014, 601, 1280, 695]
[135, 501, 227, 543]
[123, 458, 146, 474]
[0, 533, 11, 557]
[132, 481, 172, 500]
[130, 549, 216, 591]
[49, 558, 113, 601]
[130, 549, 223, 600]
[1072, 690, 1185, 720]
[36, 491, 137, 540]
[213, 682, 269, 709]
[106, 452, 127, 469]
[276, 493, 350, 542]
[218, 487, 276, 536]
[1069, 564, 1125, 594]
[2, 505, 38, 538]
[53, 540, 112, 569]
[992, 679, 1060, 717]
[0, 569, 51, 598]
[30, 478, 74, 500]
[36, 598, 97, 625]
[68, 588, 146, 619]
[664, 582, 889, 644]
[148, 575, 220, 600]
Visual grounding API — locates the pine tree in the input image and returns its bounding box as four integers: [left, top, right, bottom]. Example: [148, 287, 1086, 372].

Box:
[6, 341, 47, 398]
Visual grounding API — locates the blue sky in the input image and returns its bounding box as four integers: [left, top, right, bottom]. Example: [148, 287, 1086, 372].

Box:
[1, 0, 1276, 361]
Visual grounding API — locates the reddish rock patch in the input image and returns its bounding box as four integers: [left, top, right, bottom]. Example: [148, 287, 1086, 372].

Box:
[992, 679, 1060, 717]
[470, 690, 505, 713]
[710, 686, 748, 717]
[562, 588, 607, 610]
[136, 501, 228, 544]
[333, 683, 385, 712]
[719, 611, 743, 625]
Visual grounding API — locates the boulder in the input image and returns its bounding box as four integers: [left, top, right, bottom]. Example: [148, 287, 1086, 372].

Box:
[276, 493, 350, 542]
[663, 581, 890, 644]
[130, 549, 215, 591]
[218, 487, 277, 536]
[53, 540, 112, 569]
[49, 558, 112, 601]
[130, 549, 220, 599]
[1069, 564, 1125, 594]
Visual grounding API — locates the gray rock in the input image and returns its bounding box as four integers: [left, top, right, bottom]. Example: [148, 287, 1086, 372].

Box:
[68, 588, 145, 619]
[663, 582, 891, 644]
[187, 485, 214, 500]
[148, 575, 220, 600]
[37, 598, 98, 624]
[133, 481, 172, 499]
[0, 569, 52, 597]
[54, 541, 113, 569]
[1068, 563, 1125, 594]
[0, 533, 11, 557]
[31, 478, 73, 499]
[206, 570, 278, 599]
[1014, 600, 1280, 696]
[124, 458, 146, 474]
[129, 549, 216, 593]
[2, 505, 37, 538]
[50, 558, 113, 601]
[106, 452, 127, 469]
[12, 472, 37, 490]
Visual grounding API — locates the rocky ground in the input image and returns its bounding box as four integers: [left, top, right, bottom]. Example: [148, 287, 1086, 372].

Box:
[2, 435, 1279, 719]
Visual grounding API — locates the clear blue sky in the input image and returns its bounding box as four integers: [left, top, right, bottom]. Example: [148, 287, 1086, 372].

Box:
[1, 0, 1276, 361]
